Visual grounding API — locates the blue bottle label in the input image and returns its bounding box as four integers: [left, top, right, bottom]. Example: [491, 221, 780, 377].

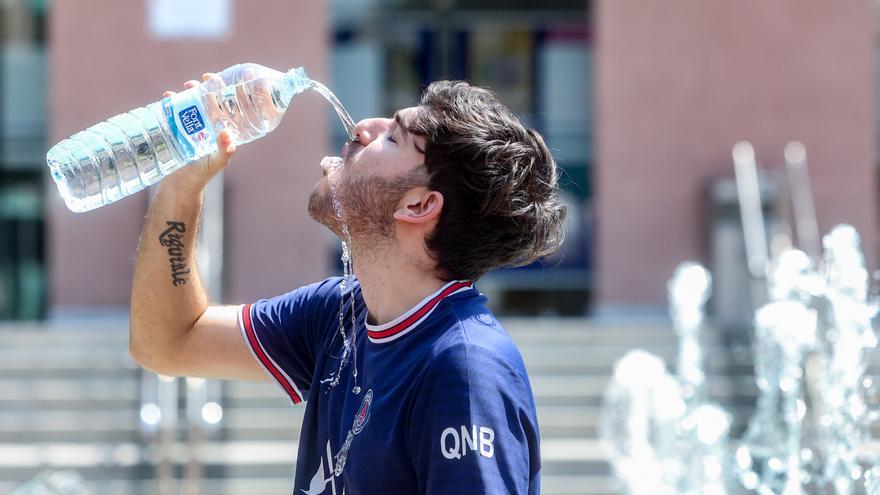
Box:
[179, 105, 206, 135]
[163, 89, 216, 161]
[163, 98, 194, 159]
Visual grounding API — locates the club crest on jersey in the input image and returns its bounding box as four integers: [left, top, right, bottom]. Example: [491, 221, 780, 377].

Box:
[352, 389, 373, 434]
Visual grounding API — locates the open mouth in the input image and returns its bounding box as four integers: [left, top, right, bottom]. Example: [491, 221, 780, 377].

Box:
[320, 156, 344, 177]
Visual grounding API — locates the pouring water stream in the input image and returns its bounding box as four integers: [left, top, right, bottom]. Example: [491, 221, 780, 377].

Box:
[306, 82, 366, 476]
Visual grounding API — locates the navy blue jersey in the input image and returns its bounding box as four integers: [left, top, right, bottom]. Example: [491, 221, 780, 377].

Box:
[238, 277, 541, 495]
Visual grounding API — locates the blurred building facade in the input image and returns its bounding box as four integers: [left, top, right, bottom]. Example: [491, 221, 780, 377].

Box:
[8, 0, 591, 320]
[1, 0, 877, 319]
[0, 0, 47, 319]
[595, 0, 878, 313]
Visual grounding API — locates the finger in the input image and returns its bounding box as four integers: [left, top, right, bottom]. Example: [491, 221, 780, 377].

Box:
[183, 79, 200, 89]
[163, 90, 176, 98]
[201, 72, 225, 91]
[218, 129, 236, 155]
[204, 131, 235, 177]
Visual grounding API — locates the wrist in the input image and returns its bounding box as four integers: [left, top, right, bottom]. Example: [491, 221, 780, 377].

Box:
[159, 166, 212, 197]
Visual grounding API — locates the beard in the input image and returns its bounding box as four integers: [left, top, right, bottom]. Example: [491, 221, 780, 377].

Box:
[308, 167, 428, 244]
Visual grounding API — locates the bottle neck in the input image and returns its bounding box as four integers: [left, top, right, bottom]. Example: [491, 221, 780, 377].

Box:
[286, 67, 311, 93]
[276, 67, 311, 109]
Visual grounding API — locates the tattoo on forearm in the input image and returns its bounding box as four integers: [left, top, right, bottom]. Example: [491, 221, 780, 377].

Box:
[159, 221, 190, 286]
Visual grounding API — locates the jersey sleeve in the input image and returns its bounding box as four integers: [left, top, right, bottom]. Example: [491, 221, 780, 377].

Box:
[407, 343, 542, 495]
[238, 278, 341, 405]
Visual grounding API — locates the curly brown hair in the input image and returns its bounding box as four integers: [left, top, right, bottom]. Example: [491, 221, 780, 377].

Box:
[406, 81, 567, 281]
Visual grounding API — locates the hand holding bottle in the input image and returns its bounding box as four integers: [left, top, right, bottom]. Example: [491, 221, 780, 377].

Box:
[160, 72, 237, 189]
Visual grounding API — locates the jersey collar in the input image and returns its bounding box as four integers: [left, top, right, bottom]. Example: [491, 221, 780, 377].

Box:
[366, 280, 475, 344]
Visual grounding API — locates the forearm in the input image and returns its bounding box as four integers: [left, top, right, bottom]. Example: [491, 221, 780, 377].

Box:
[130, 173, 210, 371]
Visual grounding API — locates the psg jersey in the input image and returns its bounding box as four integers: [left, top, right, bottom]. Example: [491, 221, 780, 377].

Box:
[238, 277, 541, 494]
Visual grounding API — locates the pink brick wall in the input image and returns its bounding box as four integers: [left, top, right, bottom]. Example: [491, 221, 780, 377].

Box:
[595, 0, 877, 309]
[48, 0, 332, 312]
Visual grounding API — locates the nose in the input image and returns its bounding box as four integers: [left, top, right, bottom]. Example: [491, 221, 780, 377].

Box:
[352, 117, 393, 146]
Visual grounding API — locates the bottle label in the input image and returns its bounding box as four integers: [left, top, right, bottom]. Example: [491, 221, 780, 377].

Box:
[163, 89, 215, 161]
[179, 105, 206, 135]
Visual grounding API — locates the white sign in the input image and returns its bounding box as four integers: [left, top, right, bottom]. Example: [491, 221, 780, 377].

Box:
[148, 0, 232, 40]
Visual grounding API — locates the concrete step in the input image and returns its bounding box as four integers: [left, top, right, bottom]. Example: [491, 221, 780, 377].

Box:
[0, 378, 138, 402]
[0, 438, 608, 476]
[0, 344, 745, 373]
[223, 373, 759, 402]
[0, 410, 139, 442]
[0, 349, 136, 371]
[0, 474, 620, 495]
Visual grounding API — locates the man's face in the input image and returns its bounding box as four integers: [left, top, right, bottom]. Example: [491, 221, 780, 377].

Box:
[308, 107, 429, 241]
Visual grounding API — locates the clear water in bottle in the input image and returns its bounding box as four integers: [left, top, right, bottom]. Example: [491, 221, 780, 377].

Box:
[46, 63, 354, 212]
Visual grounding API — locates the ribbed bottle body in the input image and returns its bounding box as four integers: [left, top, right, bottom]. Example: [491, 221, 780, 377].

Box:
[47, 64, 310, 212]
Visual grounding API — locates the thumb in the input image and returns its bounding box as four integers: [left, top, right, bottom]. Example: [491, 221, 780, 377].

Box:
[204, 129, 237, 177]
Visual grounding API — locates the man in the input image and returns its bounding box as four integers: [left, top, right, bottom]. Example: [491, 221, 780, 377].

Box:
[130, 77, 566, 494]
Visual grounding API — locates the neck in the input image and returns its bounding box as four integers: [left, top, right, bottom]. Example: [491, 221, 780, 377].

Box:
[349, 239, 447, 326]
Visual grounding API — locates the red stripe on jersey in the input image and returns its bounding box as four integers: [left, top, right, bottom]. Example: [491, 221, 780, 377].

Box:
[367, 281, 474, 340]
[242, 303, 303, 404]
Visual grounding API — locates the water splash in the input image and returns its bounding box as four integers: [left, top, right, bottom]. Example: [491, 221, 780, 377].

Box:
[735, 227, 877, 494]
[599, 350, 685, 495]
[602, 226, 880, 494]
[806, 226, 875, 492]
[11, 471, 93, 495]
[668, 262, 712, 401]
[601, 261, 731, 495]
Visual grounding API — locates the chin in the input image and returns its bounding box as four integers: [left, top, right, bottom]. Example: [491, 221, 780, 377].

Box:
[307, 185, 343, 238]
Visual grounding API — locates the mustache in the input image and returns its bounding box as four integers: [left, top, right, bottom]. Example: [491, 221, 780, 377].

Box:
[344, 141, 364, 162]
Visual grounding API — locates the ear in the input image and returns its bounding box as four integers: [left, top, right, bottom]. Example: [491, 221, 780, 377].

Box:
[393, 187, 444, 225]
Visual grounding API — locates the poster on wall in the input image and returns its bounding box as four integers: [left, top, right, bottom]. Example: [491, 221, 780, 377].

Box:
[147, 0, 232, 40]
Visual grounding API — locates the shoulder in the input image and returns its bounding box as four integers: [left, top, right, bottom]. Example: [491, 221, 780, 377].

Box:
[248, 276, 355, 334]
[286, 276, 348, 302]
[253, 276, 348, 312]
[424, 310, 532, 396]
[407, 311, 540, 452]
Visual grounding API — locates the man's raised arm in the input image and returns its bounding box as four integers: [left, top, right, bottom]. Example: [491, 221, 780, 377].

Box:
[129, 87, 266, 381]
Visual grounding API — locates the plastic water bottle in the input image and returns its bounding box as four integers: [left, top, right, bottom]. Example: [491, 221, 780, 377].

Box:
[46, 63, 311, 212]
